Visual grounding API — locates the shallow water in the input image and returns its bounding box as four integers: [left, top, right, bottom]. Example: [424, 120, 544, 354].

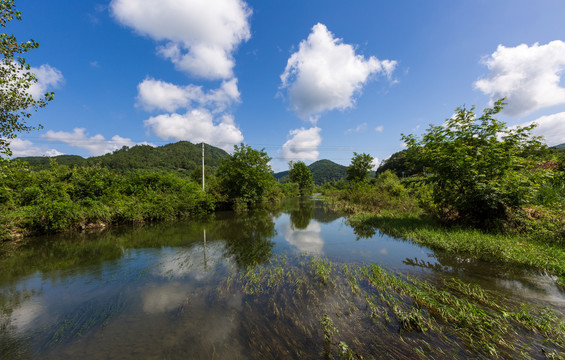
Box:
[1, 197, 563, 359]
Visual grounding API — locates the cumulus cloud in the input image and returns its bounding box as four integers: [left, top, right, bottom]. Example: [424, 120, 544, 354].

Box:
[371, 157, 380, 170]
[280, 23, 397, 121]
[137, 78, 240, 113]
[110, 0, 251, 79]
[281, 127, 322, 161]
[3, 63, 64, 99]
[474, 40, 565, 116]
[28, 64, 64, 98]
[144, 108, 243, 151]
[513, 112, 565, 146]
[7, 138, 63, 157]
[43, 128, 149, 156]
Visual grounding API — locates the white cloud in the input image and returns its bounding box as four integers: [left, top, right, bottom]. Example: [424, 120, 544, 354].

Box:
[475, 40, 565, 116]
[43, 128, 148, 156]
[137, 78, 240, 113]
[281, 127, 322, 161]
[514, 112, 565, 146]
[28, 64, 64, 99]
[371, 157, 380, 170]
[111, 0, 251, 80]
[7, 138, 63, 157]
[280, 23, 397, 120]
[345, 122, 367, 134]
[375, 125, 384, 133]
[144, 108, 243, 151]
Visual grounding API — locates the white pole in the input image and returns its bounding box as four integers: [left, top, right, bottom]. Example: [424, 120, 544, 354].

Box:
[202, 142, 205, 191]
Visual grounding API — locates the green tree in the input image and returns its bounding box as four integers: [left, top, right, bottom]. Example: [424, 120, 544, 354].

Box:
[401, 99, 545, 228]
[217, 143, 276, 206]
[288, 160, 314, 196]
[1, 0, 54, 156]
[346, 152, 373, 183]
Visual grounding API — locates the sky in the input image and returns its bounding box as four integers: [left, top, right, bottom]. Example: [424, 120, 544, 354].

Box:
[6, 0, 565, 172]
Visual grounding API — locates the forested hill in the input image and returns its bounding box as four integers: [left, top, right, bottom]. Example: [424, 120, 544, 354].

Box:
[15, 141, 229, 176]
[554, 143, 565, 151]
[274, 159, 347, 185]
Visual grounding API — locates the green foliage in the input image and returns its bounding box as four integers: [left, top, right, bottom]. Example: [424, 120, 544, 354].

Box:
[0, 161, 215, 237]
[217, 144, 277, 206]
[402, 99, 545, 229]
[346, 152, 373, 183]
[327, 171, 417, 217]
[279, 182, 300, 198]
[288, 161, 314, 196]
[0, 0, 53, 156]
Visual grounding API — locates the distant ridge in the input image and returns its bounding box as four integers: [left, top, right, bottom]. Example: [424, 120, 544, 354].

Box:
[552, 143, 565, 151]
[274, 159, 347, 185]
[15, 141, 229, 176]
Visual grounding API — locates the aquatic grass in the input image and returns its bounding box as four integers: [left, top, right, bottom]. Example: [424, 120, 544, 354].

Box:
[43, 292, 128, 348]
[347, 212, 565, 277]
[222, 255, 565, 358]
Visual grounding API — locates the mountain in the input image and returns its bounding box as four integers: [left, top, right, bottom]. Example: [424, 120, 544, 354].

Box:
[15, 141, 230, 176]
[274, 159, 347, 185]
[552, 143, 565, 152]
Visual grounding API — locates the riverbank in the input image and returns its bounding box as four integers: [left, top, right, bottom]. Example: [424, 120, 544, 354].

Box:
[322, 188, 565, 278]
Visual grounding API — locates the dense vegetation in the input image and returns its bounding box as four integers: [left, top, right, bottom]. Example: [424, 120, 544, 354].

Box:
[16, 141, 229, 176]
[0, 143, 291, 241]
[287, 161, 314, 196]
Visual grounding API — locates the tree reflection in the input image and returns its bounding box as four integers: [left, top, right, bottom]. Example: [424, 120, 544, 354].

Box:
[289, 199, 314, 230]
[210, 209, 276, 269]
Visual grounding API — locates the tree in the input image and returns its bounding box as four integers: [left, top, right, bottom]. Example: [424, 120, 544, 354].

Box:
[346, 152, 373, 183]
[217, 143, 276, 206]
[288, 160, 314, 196]
[401, 99, 544, 228]
[1, 0, 54, 156]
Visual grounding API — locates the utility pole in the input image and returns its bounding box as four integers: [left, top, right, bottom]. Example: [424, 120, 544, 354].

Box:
[202, 142, 205, 191]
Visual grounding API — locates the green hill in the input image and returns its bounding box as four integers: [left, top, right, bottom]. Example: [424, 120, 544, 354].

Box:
[552, 143, 565, 152]
[274, 159, 347, 185]
[16, 154, 87, 168]
[15, 141, 229, 176]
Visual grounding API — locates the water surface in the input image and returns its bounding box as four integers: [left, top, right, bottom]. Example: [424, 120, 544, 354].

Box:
[1, 197, 563, 359]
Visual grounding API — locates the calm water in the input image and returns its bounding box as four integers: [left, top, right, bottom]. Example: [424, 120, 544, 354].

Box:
[1, 197, 563, 359]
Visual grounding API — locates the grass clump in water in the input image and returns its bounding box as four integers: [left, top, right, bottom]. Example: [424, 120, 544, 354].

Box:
[223, 255, 565, 359]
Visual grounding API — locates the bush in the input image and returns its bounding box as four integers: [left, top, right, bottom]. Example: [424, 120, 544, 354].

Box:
[402, 99, 545, 229]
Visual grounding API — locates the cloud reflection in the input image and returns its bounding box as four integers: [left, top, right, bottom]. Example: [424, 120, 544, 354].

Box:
[284, 221, 324, 254]
[156, 241, 232, 280]
[142, 283, 187, 314]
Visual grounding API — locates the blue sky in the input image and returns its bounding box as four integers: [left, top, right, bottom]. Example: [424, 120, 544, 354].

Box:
[8, 0, 565, 171]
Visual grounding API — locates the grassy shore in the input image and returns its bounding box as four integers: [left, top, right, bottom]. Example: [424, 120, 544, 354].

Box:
[323, 191, 565, 278]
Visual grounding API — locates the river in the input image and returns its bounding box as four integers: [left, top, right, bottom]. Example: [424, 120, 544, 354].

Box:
[1, 197, 563, 359]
